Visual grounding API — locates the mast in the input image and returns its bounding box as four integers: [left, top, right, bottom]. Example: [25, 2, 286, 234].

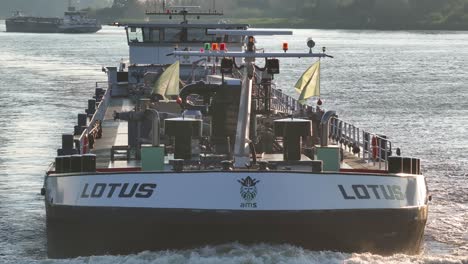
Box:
[145, 1, 223, 24]
[172, 29, 332, 167]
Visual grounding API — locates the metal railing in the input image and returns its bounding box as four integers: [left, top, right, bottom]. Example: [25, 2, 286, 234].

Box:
[78, 81, 111, 153]
[329, 117, 392, 170]
[231, 68, 307, 116]
[252, 81, 308, 115]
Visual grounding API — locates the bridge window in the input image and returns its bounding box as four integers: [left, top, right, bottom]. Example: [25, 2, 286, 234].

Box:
[187, 28, 214, 42]
[148, 27, 246, 43]
[227, 35, 242, 43]
[164, 28, 184, 42]
[128, 27, 143, 43]
[141, 28, 160, 42]
[150, 29, 160, 42]
[204, 28, 243, 43]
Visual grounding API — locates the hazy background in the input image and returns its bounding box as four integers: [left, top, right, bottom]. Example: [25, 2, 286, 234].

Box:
[0, 0, 112, 17]
[1, 0, 468, 29]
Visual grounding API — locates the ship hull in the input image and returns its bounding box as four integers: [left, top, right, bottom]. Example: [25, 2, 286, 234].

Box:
[44, 171, 429, 258]
[6, 20, 101, 33]
[46, 204, 427, 258]
[6, 20, 59, 33]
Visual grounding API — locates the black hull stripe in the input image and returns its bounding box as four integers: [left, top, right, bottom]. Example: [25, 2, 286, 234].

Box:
[46, 204, 428, 258]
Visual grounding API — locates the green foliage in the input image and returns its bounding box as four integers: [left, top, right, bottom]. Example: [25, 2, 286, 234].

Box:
[229, 7, 265, 18]
[85, 0, 468, 29]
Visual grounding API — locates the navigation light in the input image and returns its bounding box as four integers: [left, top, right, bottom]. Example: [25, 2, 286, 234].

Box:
[220, 43, 226, 51]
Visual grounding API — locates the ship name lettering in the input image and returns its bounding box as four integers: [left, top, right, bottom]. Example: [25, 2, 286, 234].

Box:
[338, 184, 404, 201]
[80, 183, 157, 199]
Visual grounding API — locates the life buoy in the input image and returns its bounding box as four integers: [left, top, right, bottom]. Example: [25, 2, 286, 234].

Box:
[371, 135, 378, 160]
[82, 134, 89, 154]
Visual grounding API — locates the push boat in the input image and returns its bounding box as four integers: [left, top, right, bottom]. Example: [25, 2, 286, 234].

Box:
[43, 6, 429, 258]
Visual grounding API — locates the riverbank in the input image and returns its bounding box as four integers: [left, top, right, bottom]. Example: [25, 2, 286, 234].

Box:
[103, 17, 468, 31]
[233, 17, 468, 31]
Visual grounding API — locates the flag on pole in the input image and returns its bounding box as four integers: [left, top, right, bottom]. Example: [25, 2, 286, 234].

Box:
[294, 60, 320, 104]
[152, 61, 180, 101]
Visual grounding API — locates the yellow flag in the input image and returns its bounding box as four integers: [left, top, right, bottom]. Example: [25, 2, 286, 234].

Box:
[153, 61, 180, 100]
[295, 60, 320, 104]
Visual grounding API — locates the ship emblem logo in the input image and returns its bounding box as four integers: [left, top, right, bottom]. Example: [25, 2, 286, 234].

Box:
[238, 176, 259, 208]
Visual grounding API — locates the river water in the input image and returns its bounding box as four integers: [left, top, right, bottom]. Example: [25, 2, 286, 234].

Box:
[0, 22, 466, 263]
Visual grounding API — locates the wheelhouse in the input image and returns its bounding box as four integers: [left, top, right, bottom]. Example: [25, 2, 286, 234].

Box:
[125, 23, 248, 65]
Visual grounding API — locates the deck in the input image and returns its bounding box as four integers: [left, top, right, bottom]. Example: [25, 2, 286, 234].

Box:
[92, 97, 134, 169]
[89, 93, 385, 173]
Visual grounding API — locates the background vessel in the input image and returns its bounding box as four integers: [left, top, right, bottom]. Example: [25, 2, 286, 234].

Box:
[5, 5, 101, 33]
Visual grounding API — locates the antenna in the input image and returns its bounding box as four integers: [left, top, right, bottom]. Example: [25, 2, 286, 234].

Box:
[146, 0, 223, 23]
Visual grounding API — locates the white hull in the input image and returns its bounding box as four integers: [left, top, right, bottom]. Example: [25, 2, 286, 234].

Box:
[45, 171, 427, 211]
[45, 171, 428, 258]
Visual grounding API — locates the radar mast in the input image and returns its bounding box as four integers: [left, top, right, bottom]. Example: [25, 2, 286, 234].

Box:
[145, 0, 223, 24]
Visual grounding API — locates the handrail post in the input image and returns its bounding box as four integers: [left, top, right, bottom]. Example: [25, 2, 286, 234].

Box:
[353, 125, 356, 144]
[331, 118, 336, 143]
[384, 139, 388, 170]
[377, 135, 380, 167]
[357, 127, 360, 158]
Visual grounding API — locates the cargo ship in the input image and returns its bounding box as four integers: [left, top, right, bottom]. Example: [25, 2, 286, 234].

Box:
[5, 6, 101, 33]
[42, 4, 429, 258]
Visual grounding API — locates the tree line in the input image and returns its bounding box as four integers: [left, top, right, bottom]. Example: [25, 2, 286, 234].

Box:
[91, 0, 468, 29]
[3, 0, 466, 29]
[0, 0, 111, 18]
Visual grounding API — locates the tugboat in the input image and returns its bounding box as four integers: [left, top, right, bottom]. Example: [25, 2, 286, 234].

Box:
[42, 4, 429, 259]
[5, 1, 101, 33]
